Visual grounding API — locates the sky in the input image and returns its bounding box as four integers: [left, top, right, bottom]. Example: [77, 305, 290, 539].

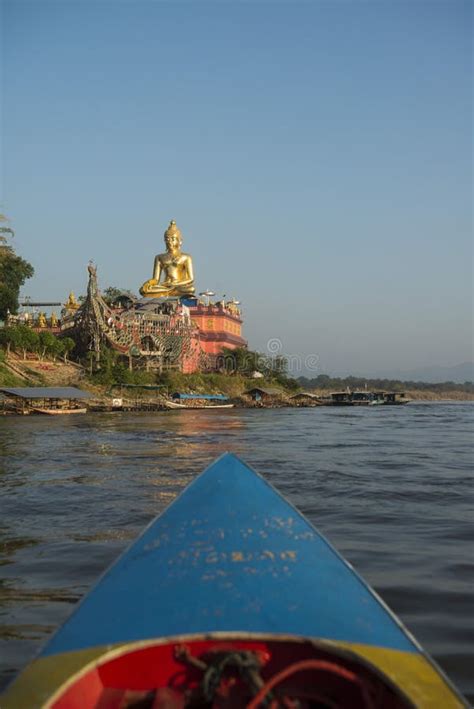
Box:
[1, 0, 472, 376]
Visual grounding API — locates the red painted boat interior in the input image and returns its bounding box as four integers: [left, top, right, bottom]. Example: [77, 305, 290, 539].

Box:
[51, 637, 414, 708]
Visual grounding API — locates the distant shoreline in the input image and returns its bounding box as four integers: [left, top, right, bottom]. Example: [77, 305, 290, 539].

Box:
[404, 391, 473, 401]
[311, 388, 473, 402]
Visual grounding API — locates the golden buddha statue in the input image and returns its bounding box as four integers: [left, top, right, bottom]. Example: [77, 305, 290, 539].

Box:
[65, 291, 79, 312]
[38, 312, 47, 328]
[140, 220, 195, 298]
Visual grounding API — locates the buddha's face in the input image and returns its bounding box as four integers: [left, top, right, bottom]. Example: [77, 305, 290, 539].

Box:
[165, 234, 181, 252]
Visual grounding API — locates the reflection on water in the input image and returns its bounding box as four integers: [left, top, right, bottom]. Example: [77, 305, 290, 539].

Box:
[0, 404, 473, 701]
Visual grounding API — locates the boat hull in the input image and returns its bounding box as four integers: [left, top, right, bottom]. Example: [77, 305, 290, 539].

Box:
[165, 401, 234, 409]
[32, 407, 88, 415]
[2, 454, 465, 708]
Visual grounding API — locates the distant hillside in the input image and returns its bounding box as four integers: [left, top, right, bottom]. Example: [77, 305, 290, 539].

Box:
[298, 373, 474, 398]
[371, 362, 473, 384]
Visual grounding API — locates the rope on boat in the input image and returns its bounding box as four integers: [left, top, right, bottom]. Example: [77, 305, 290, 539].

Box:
[175, 645, 267, 702]
[202, 650, 265, 701]
[246, 658, 376, 709]
[174, 644, 378, 708]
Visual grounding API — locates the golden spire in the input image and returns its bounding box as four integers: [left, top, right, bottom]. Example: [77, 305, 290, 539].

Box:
[65, 291, 79, 312]
[164, 220, 182, 240]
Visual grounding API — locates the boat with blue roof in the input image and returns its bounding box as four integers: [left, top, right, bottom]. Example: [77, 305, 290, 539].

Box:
[165, 393, 234, 409]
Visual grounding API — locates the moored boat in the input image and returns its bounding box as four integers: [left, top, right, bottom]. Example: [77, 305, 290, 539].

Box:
[0, 386, 92, 415]
[325, 391, 411, 407]
[2, 454, 465, 708]
[166, 392, 235, 409]
[165, 400, 235, 409]
[31, 407, 88, 415]
[383, 392, 411, 405]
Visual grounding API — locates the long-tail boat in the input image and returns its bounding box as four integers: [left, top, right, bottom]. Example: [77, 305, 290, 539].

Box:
[2, 454, 465, 707]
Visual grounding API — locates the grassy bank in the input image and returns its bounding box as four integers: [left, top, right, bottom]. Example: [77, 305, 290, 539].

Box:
[83, 372, 296, 401]
[0, 361, 28, 386]
[151, 371, 296, 398]
[0, 352, 472, 401]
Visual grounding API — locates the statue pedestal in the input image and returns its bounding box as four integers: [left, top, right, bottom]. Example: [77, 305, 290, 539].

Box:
[180, 297, 198, 307]
[133, 296, 197, 315]
[135, 296, 195, 306]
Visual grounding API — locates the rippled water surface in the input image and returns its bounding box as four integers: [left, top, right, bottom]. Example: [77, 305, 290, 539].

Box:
[1, 403, 473, 701]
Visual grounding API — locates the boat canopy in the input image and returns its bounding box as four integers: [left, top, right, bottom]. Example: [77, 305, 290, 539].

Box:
[109, 384, 167, 390]
[290, 392, 319, 399]
[0, 387, 92, 399]
[245, 387, 282, 396]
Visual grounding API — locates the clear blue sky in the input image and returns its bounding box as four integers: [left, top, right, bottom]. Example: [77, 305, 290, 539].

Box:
[1, 0, 472, 375]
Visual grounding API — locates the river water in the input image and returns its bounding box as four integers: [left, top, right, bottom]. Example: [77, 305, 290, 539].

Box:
[1, 402, 473, 702]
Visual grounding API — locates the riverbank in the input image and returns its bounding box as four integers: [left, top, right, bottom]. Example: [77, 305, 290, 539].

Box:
[88, 371, 474, 401]
[0, 357, 472, 402]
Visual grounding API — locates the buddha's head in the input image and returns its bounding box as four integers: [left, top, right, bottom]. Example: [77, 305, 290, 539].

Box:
[164, 220, 182, 252]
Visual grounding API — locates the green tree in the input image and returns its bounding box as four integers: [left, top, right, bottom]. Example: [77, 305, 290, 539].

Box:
[0, 223, 34, 319]
[219, 347, 265, 375]
[61, 337, 75, 363]
[87, 345, 119, 384]
[15, 325, 39, 360]
[0, 326, 22, 356]
[38, 331, 57, 360]
[49, 337, 64, 362]
[0, 214, 15, 242]
[102, 286, 136, 306]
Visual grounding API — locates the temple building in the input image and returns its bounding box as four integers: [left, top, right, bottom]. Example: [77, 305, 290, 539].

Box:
[189, 299, 245, 356]
[60, 221, 247, 372]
